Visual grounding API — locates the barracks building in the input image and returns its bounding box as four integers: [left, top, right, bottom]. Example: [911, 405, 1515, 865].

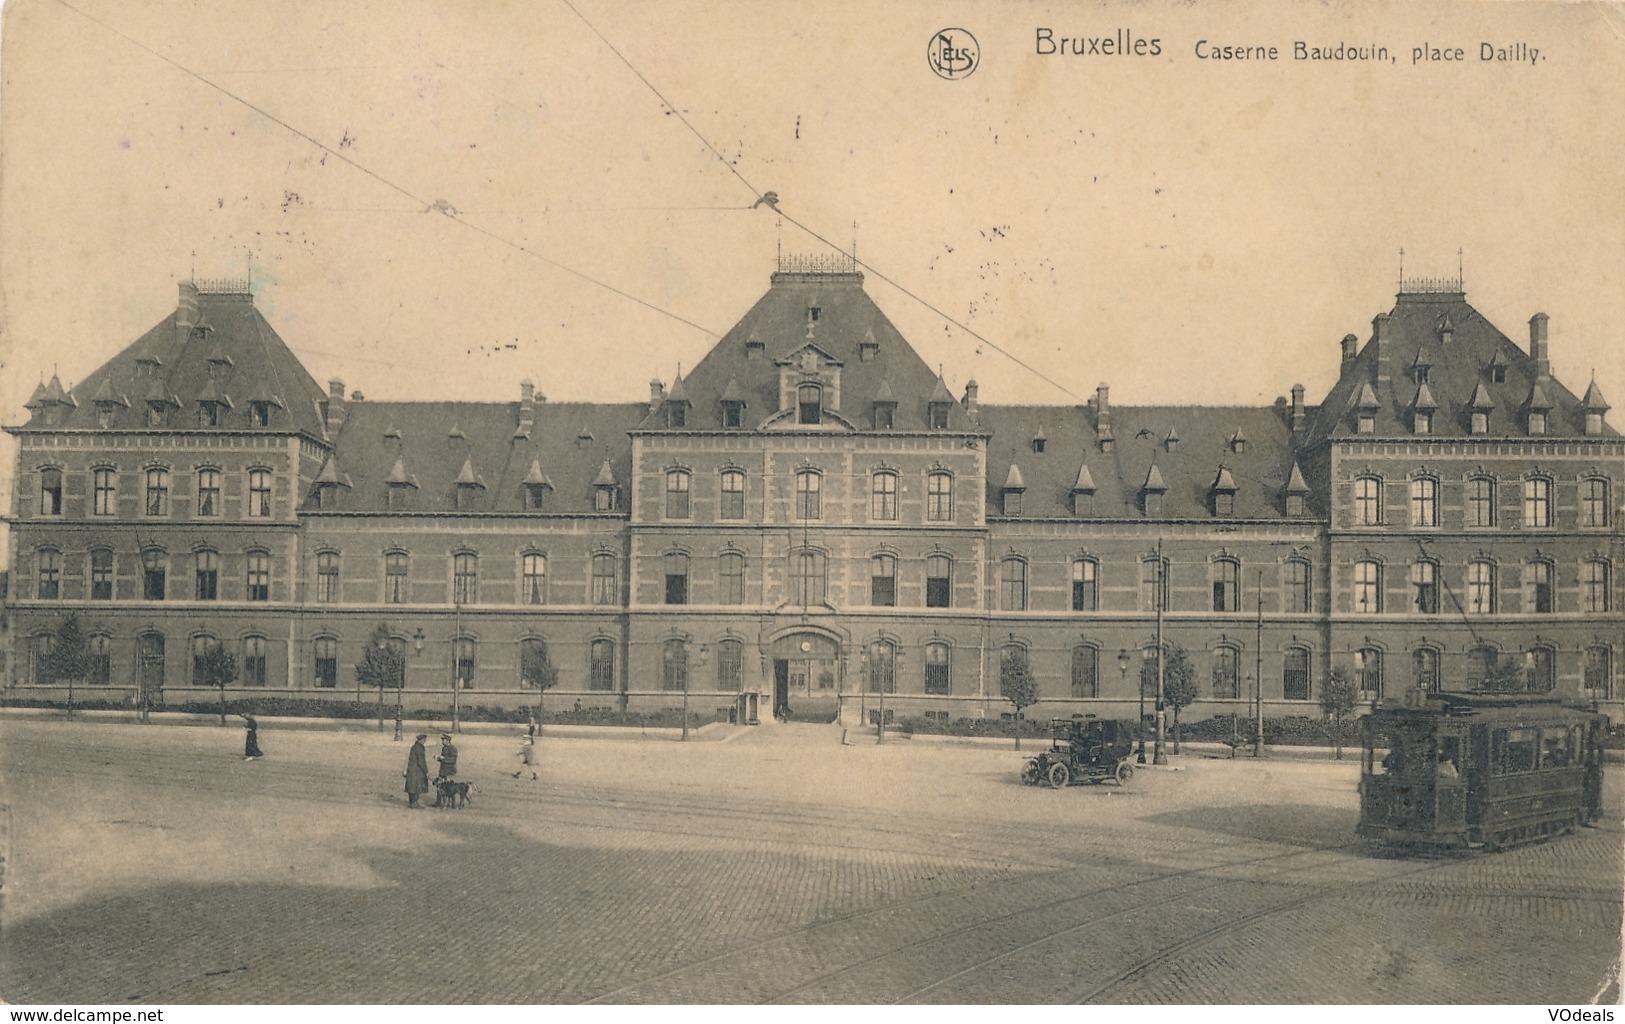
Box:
[5, 260, 1622, 725]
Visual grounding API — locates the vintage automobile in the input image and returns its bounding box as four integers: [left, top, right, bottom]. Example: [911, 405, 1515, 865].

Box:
[1021, 716, 1136, 788]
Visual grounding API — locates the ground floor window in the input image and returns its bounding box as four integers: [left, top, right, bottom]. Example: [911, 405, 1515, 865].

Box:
[716, 639, 743, 692]
[924, 642, 951, 695]
[1585, 646, 1613, 698]
[1071, 646, 1098, 698]
[314, 637, 338, 688]
[590, 639, 615, 691]
[867, 640, 896, 694]
[662, 639, 688, 692]
[243, 636, 268, 687]
[1283, 647, 1310, 700]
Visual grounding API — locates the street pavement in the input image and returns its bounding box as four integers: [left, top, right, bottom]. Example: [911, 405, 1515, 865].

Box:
[0, 715, 1619, 1004]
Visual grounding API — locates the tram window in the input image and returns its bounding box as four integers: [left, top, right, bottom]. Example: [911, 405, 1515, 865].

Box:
[1541, 730, 1571, 769]
[1494, 728, 1538, 774]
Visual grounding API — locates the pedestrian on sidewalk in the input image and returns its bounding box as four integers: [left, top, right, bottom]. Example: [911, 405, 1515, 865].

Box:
[404, 733, 430, 808]
[240, 714, 263, 761]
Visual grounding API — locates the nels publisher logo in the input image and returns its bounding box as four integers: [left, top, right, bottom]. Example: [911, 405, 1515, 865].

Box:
[928, 29, 980, 79]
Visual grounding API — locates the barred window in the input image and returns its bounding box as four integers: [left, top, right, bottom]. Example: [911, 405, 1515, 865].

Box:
[662, 638, 688, 692]
[314, 637, 338, 688]
[716, 639, 743, 692]
[590, 639, 616, 691]
[1413, 648, 1440, 694]
[1212, 645, 1240, 699]
[1283, 647, 1310, 700]
[1071, 646, 1099, 698]
[924, 642, 951, 695]
[243, 636, 268, 687]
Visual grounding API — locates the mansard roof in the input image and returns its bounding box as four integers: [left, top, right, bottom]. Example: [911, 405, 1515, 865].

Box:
[311, 399, 642, 513]
[21, 282, 327, 435]
[633, 270, 972, 432]
[1304, 291, 1614, 440]
[978, 404, 1298, 519]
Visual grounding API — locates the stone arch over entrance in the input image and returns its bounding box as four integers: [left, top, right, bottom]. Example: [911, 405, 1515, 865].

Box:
[765, 625, 847, 721]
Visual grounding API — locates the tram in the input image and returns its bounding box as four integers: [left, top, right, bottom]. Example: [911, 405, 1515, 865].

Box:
[1358, 692, 1606, 851]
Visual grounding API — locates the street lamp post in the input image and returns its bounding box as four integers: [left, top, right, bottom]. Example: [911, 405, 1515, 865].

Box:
[1136, 647, 1149, 765]
[1118, 649, 1139, 763]
[399, 628, 423, 742]
[684, 644, 706, 742]
[451, 597, 463, 734]
[1153, 537, 1168, 766]
[1254, 569, 1264, 757]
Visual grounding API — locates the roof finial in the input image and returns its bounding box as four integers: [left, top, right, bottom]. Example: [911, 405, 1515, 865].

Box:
[1397, 247, 1405, 289]
[1458, 246, 1464, 285]
[852, 220, 858, 263]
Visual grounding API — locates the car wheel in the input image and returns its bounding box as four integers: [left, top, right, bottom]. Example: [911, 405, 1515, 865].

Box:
[1020, 759, 1041, 786]
[1115, 761, 1134, 786]
[1047, 762, 1070, 789]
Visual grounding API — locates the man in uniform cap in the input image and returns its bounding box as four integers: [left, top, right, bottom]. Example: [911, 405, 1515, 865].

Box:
[431, 732, 459, 806]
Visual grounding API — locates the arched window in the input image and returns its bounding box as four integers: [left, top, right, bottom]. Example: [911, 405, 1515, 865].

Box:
[718, 551, 746, 605]
[870, 553, 897, 607]
[1072, 558, 1098, 612]
[867, 639, 896, 694]
[1523, 477, 1552, 528]
[447, 637, 476, 689]
[926, 471, 953, 522]
[664, 551, 690, 605]
[798, 383, 822, 425]
[145, 467, 170, 517]
[1585, 646, 1614, 699]
[1527, 559, 1555, 614]
[716, 639, 744, 692]
[196, 468, 222, 517]
[195, 550, 220, 601]
[384, 551, 409, 604]
[1001, 557, 1028, 611]
[1212, 644, 1240, 699]
[453, 551, 478, 604]
[1283, 647, 1310, 700]
[314, 636, 339, 688]
[1412, 647, 1440, 694]
[191, 635, 218, 687]
[1584, 559, 1611, 613]
[1352, 560, 1381, 614]
[1071, 645, 1099, 698]
[1286, 557, 1312, 614]
[665, 469, 691, 519]
[589, 638, 616, 691]
[591, 553, 617, 605]
[1356, 647, 1383, 699]
[142, 549, 167, 601]
[138, 632, 165, 695]
[35, 548, 61, 599]
[1410, 477, 1438, 527]
[1580, 477, 1610, 528]
[93, 468, 117, 516]
[91, 548, 114, 600]
[1353, 476, 1381, 526]
[38, 467, 63, 516]
[661, 638, 688, 692]
[871, 471, 898, 521]
[1466, 560, 1496, 614]
[1526, 646, 1556, 693]
[1409, 560, 1438, 614]
[719, 469, 745, 520]
[316, 551, 340, 603]
[1212, 557, 1240, 612]
[924, 642, 951, 695]
[521, 553, 546, 605]
[926, 553, 952, 608]
[795, 470, 821, 520]
[247, 468, 272, 518]
[243, 636, 268, 687]
[246, 550, 271, 602]
[1467, 476, 1496, 528]
[1141, 555, 1170, 612]
[791, 549, 827, 606]
[88, 635, 112, 686]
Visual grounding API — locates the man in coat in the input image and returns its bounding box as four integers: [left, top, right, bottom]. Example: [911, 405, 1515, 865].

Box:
[431, 733, 458, 806]
[404, 733, 430, 808]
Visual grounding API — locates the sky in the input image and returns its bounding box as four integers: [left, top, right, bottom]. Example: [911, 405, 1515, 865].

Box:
[2, 0, 1622, 490]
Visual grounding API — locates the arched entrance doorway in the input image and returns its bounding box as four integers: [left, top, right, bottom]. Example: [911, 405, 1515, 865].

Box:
[769, 632, 841, 720]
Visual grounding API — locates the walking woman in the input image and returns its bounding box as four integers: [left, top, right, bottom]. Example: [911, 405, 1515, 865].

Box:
[241, 713, 263, 761]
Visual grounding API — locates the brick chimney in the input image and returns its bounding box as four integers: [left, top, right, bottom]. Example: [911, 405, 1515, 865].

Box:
[1095, 382, 1111, 433]
[1529, 313, 1550, 379]
[1340, 333, 1358, 365]
[1290, 383, 1306, 431]
[1372, 314, 1393, 387]
[962, 379, 979, 416]
[325, 379, 347, 435]
[177, 281, 200, 347]
[649, 378, 665, 413]
[517, 379, 536, 437]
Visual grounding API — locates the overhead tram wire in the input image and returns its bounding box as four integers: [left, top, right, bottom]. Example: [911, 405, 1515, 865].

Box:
[49, 0, 721, 343]
[558, 0, 1087, 406]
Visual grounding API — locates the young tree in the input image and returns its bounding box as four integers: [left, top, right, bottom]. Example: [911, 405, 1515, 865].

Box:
[999, 647, 1039, 750]
[1161, 644, 1199, 755]
[1483, 653, 1528, 693]
[42, 612, 91, 717]
[520, 638, 559, 734]
[355, 624, 406, 731]
[195, 641, 240, 725]
[1319, 665, 1363, 760]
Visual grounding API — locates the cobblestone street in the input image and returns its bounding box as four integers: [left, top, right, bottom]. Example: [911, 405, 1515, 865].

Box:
[1, 716, 1619, 1004]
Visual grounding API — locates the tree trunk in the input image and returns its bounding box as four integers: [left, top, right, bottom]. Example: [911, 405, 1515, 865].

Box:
[1172, 709, 1182, 754]
[537, 689, 545, 738]
[377, 684, 385, 731]
[219, 687, 227, 726]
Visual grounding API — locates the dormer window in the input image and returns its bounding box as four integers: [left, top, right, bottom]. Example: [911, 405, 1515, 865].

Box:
[1032, 436, 1046, 454]
[874, 404, 894, 429]
[1144, 492, 1164, 517]
[594, 485, 615, 513]
[250, 402, 271, 427]
[1214, 492, 1234, 516]
[1357, 412, 1375, 434]
[1414, 366, 1430, 385]
[929, 402, 951, 430]
[524, 484, 549, 511]
[667, 404, 686, 428]
[807, 306, 821, 323]
[148, 402, 167, 427]
[798, 383, 822, 425]
[1004, 491, 1022, 516]
[1528, 410, 1546, 435]
[1286, 492, 1307, 517]
[1471, 411, 1489, 434]
[1491, 365, 1507, 384]
[1414, 411, 1432, 434]
[199, 402, 224, 427]
[722, 402, 743, 429]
